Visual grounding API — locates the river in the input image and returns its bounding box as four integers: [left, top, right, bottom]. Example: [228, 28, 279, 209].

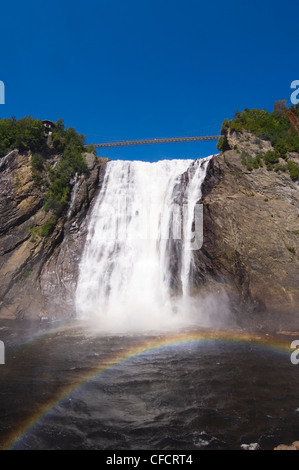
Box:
[0, 320, 298, 450]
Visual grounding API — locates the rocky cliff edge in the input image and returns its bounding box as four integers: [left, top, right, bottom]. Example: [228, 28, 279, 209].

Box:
[195, 130, 299, 329]
[0, 150, 107, 319]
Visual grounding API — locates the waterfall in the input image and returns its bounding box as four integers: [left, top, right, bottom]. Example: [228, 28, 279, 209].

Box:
[67, 173, 79, 220]
[75, 156, 212, 332]
[0, 150, 15, 171]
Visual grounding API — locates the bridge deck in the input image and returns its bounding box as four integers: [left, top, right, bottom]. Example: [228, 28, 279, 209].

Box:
[94, 135, 220, 148]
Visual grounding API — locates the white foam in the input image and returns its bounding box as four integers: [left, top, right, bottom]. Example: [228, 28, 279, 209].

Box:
[75, 157, 213, 333]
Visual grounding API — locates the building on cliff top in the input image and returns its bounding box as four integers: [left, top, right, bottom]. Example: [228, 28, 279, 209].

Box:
[42, 120, 55, 135]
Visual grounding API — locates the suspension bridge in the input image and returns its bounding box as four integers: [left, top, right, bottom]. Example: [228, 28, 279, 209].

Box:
[94, 135, 220, 148]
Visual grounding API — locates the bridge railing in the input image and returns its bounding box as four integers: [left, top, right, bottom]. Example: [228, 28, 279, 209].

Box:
[94, 135, 220, 148]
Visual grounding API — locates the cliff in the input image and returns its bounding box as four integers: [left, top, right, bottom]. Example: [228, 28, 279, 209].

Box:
[0, 126, 298, 329]
[0, 149, 108, 319]
[195, 130, 299, 329]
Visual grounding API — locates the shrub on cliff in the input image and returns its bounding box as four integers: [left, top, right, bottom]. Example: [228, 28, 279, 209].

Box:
[263, 150, 280, 164]
[40, 215, 57, 237]
[220, 107, 299, 151]
[14, 117, 45, 153]
[0, 118, 15, 156]
[43, 120, 88, 215]
[216, 135, 230, 152]
[85, 143, 97, 154]
[31, 152, 45, 185]
[241, 151, 263, 171]
[0, 116, 45, 157]
[288, 161, 299, 180]
[31, 153, 44, 172]
[220, 104, 299, 179]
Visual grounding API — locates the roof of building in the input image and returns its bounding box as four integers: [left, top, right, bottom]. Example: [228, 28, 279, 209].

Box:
[42, 119, 55, 127]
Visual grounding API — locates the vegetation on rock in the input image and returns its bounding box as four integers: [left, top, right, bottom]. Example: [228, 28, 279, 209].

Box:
[43, 119, 88, 215]
[217, 103, 299, 180]
[0, 116, 95, 236]
[0, 116, 46, 157]
[40, 215, 58, 237]
[288, 160, 299, 180]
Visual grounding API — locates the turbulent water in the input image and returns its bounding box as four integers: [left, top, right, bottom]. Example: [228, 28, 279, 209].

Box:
[75, 158, 213, 332]
[0, 321, 299, 450]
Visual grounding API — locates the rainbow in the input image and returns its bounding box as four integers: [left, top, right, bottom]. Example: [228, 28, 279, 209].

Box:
[0, 328, 294, 450]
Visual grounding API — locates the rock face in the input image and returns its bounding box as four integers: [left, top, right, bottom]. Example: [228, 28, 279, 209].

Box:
[0, 130, 298, 328]
[274, 441, 299, 450]
[0, 150, 108, 319]
[194, 132, 299, 329]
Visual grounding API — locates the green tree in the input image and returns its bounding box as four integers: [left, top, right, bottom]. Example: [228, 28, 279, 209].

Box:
[43, 124, 88, 214]
[31, 153, 44, 172]
[216, 135, 230, 152]
[85, 143, 97, 154]
[14, 117, 45, 153]
[219, 103, 299, 178]
[0, 118, 16, 156]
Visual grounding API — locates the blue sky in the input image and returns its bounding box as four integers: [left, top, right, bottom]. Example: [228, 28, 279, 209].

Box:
[0, 0, 298, 161]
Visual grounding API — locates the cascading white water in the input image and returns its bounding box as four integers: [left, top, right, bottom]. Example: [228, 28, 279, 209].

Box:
[75, 157, 212, 332]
